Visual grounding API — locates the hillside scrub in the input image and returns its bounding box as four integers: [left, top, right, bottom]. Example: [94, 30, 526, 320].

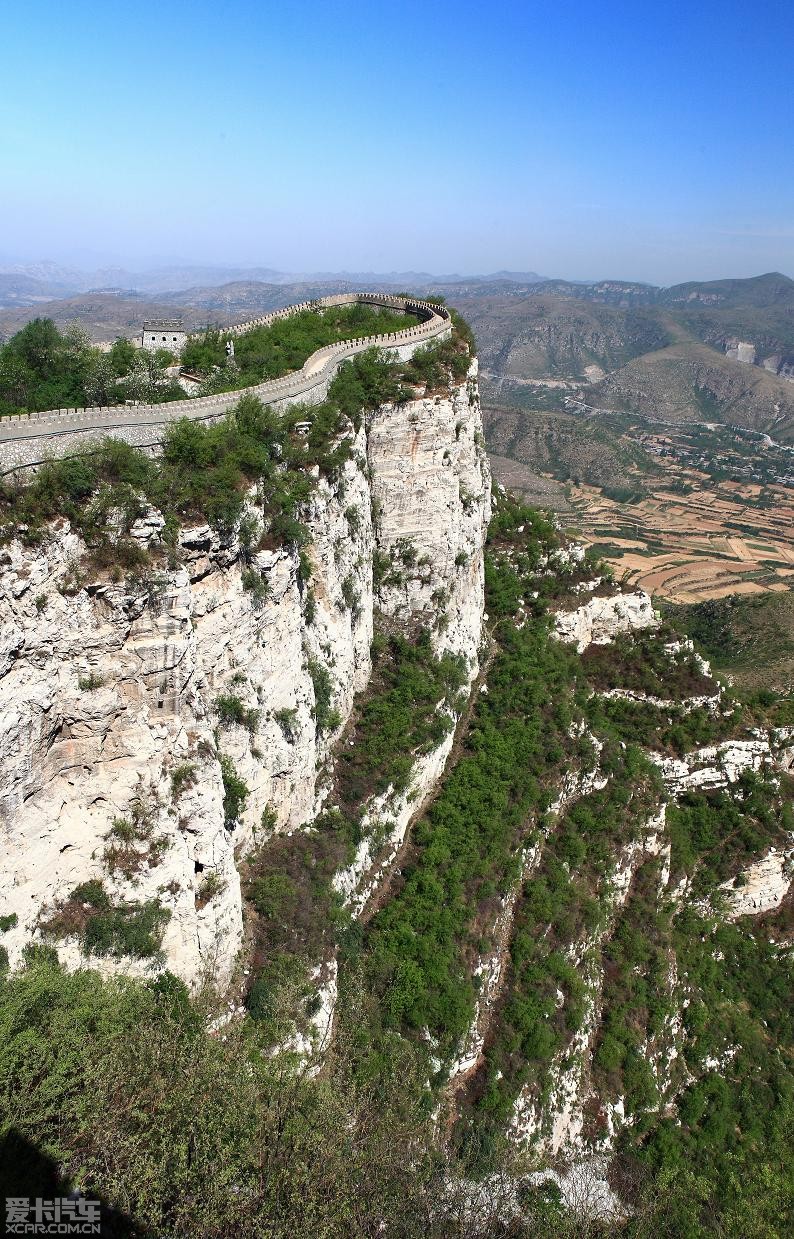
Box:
[10, 957, 739, 1238]
[580, 631, 714, 699]
[666, 770, 792, 893]
[467, 746, 663, 1144]
[39, 881, 171, 960]
[0, 961, 478, 1237]
[665, 592, 794, 697]
[359, 611, 580, 1055]
[618, 876, 794, 1235]
[583, 693, 741, 757]
[335, 629, 467, 811]
[350, 497, 581, 1061]
[0, 957, 788, 1236]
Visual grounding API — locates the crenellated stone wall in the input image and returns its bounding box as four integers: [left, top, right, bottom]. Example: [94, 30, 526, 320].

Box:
[0, 293, 452, 472]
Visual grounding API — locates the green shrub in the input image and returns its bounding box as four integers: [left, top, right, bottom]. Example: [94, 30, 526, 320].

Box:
[273, 707, 299, 742]
[308, 658, 341, 735]
[21, 942, 60, 967]
[77, 671, 104, 691]
[241, 567, 270, 606]
[259, 805, 278, 835]
[170, 762, 197, 798]
[83, 900, 170, 959]
[195, 872, 226, 908]
[70, 879, 111, 910]
[249, 872, 298, 921]
[219, 755, 249, 826]
[215, 693, 259, 733]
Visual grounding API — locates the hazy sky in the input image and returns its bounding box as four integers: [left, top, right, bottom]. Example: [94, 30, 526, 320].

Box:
[2, 0, 792, 285]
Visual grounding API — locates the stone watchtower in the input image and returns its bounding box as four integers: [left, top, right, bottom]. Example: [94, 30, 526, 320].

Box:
[141, 320, 187, 354]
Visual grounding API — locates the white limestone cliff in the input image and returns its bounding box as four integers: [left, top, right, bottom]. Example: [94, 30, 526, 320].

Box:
[0, 370, 490, 988]
[369, 363, 490, 672]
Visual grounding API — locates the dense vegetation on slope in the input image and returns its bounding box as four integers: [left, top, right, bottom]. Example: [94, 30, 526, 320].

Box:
[447, 510, 792, 1235]
[664, 593, 794, 698]
[468, 747, 663, 1141]
[0, 963, 493, 1238]
[359, 586, 581, 1056]
[1, 366, 792, 1238]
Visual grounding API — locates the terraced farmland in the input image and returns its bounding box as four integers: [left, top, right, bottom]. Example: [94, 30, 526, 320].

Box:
[573, 474, 794, 602]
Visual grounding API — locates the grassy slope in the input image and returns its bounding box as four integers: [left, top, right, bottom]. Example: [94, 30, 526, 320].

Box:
[664, 592, 794, 696]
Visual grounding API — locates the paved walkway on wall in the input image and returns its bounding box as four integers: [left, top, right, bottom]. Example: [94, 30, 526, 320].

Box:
[0, 293, 452, 473]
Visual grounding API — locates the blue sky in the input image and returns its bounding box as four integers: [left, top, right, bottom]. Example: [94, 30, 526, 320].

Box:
[1, 0, 791, 284]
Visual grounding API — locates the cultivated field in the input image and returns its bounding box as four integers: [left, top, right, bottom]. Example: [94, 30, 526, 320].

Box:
[572, 471, 794, 603]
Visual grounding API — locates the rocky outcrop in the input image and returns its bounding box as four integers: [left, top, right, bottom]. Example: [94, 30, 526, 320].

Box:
[649, 738, 771, 795]
[724, 339, 756, 365]
[552, 591, 657, 653]
[0, 370, 490, 988]
[721, 846, 793, 919]
[597, 687, 721, 714]
[772, 726, 794, 772]
[369, 363, 490, 670]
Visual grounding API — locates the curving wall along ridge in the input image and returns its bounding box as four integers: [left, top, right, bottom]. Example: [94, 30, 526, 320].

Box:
[0, 293, 452, 473]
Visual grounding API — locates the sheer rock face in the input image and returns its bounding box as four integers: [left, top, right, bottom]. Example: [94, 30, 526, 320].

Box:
[0, 368, 490, 987]
[368, 362, 491, 670]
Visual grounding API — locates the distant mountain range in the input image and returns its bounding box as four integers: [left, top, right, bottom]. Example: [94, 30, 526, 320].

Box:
[449, 272, 794, 441]
[0, 261, 549, 306]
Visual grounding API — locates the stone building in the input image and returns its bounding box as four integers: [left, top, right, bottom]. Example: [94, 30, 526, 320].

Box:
[141, 320, 187, 354]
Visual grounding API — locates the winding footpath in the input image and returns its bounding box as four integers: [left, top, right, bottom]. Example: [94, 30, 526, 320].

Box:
[0, 293, 451, 473]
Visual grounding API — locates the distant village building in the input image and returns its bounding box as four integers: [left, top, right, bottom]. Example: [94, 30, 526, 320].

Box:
[141, 320, 187, 354]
